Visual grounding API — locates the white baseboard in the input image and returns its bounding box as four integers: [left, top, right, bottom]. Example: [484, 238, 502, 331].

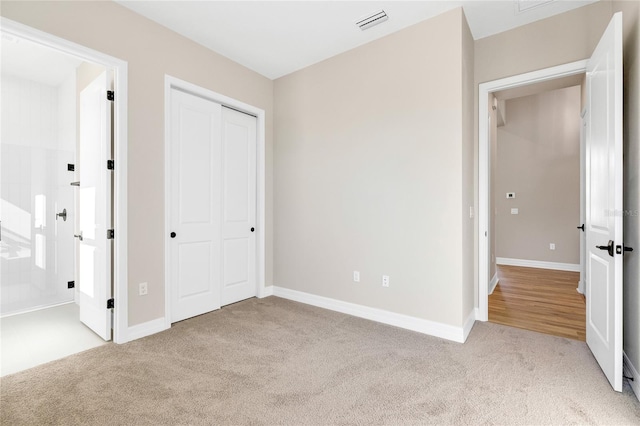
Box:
[125, 317, 169, 343]
[623, 351, 640, 402]
[462, 309, 476, 341]
[271, 286, 470, 343]
[258, 285, 274, 298]
[496, 257, 580, 272]
[489, 273, 499, 294]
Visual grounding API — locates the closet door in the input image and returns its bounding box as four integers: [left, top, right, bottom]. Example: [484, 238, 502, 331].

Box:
[169, 89, 222, 323]
[220, 106, 257, 306]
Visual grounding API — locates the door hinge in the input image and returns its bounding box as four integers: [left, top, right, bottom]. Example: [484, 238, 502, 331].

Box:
[107, 91, 114, 101]
[107, 229, 115, 239]
[107, 160, 114, 170]
[67, 163, 75, 172]
[107, 298, 114, 309]
[68, 281, 75, 289]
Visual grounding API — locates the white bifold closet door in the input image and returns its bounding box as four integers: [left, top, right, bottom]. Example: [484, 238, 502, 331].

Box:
[169, 89, 256, 323]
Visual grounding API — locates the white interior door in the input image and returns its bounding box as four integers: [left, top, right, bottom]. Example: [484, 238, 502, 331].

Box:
[78, 71, 112, 341]
[169, 89, 222, 323]
[585, 12, 623, 392]
[220, 107, 257, 306]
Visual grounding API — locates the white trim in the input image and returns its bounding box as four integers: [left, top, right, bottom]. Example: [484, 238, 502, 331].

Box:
[462, 309, 476, 342]
[623, 352, 640, 402]
[489, 273, 499, 294]
[0, 301, 75, 319]
[272, 287, 470, 343]
[259, 285, 274, 298]
[0, 17, 129, 344]
[478, 59, 588, 322]
[126, 317, 169, 342]
[163, 75, 266, 329]
[496, 257, 580, 272]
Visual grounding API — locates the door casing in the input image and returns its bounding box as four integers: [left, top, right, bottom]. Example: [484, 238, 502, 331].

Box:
[163, 75, 267, 330]
[478, 60, 588, 321]
[0, 17, 129, 343]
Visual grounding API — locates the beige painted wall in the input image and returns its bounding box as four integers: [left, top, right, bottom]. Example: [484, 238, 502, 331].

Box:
[461, 10, 475, 322]
[274, 8, 472, 327]
[495, 86, 581, 264]
[613, 0, 640, 382]
[0, 1, 274, 326]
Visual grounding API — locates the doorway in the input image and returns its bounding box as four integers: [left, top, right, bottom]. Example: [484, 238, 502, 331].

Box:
[164, 76, 267, 326]
[487, 82, 584, 340]
[0, 18, 129, 367]
[478, 11, 624, 393]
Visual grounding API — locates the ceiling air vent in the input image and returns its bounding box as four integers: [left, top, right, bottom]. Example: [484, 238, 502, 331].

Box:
[356, 10, 388, 31]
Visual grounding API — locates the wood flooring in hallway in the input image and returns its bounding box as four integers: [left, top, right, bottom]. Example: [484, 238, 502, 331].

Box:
[489, 265, 586, 341]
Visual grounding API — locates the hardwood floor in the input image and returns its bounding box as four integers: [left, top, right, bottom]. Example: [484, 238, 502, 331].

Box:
[489, 265, 586, 341]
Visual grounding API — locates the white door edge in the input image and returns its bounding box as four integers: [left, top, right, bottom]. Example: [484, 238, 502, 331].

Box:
[164, 75, 266, 330]
[0, 17, 129, 344]
[477, 59, 588, 321]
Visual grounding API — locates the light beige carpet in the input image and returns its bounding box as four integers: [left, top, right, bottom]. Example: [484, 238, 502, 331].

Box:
[1, 296, 639, 425]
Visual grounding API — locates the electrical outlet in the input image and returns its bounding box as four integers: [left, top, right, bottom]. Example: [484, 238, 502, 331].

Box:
[353, 271, 360, 282]
[549, 243, 556, 250]
[511, 208, 519, 215]
[139, 282, 148, 296]
[382, 275, 390, 287]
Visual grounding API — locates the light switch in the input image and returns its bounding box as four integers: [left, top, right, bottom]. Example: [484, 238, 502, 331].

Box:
[511, 208, 519, 215]
[506, 192, 516, 199]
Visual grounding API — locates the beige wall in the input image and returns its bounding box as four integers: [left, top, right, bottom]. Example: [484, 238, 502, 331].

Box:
[0, 1, 274, 326]
[613, 0, 640, 382]
[274, 8, 471, 327]
[461, 11, 475, 323]
[495, 86, 581, 264]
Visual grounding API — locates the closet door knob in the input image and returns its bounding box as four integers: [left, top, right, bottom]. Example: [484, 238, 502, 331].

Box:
[250, 227, 255, 232]
[170, 232, 176, 238]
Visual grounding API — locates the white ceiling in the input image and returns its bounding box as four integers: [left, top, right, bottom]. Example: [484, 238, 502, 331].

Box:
[116, 0, 599, 80]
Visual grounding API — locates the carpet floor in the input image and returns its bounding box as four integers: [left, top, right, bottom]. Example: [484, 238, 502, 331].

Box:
[1, 296, 639, 425]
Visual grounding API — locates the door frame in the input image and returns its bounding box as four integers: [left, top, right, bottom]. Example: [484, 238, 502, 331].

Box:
[163, 75, 267, 329]
[1, 17, 129, 343]
[478, 59, 587, 321]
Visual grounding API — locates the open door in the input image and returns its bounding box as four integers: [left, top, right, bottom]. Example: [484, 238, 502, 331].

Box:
[585, 12, 623, 392]
[78, 71, 112, 341]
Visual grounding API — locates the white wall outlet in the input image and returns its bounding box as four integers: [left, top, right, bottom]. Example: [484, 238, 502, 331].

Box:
[382, 275, 390, 287]
[353, 271, 360, 282]
[549, 243, 556, 250]
[506, 192, 516, 199]
[511, 208, 519, 215]
[139, 282, 148, 296]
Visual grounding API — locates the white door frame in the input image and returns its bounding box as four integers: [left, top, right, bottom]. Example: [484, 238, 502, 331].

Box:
[1, 17, 129, 343]
[163, 75, 266, 329]
[478, 60, 587, 321]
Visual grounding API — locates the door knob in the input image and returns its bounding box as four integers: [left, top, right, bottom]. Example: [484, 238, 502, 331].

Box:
[577, 224, 585, 232]
[596, 240, 615, 257]
[170, 232, 176, 238]
[74, 231, 83, 241]
[250, 227, 255, 232]
[56, 208, 67, 221]
[616, 244, 634, 255]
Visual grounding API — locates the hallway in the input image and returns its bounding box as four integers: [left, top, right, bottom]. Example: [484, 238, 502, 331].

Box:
[489, 265, 585, 341]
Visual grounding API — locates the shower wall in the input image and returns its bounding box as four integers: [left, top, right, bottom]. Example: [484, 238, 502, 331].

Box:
[0, 73, 77, 315]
